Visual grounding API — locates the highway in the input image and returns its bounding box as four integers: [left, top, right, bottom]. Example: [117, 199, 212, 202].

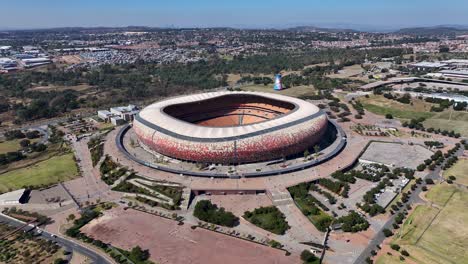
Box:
[0, 212, 112, 264]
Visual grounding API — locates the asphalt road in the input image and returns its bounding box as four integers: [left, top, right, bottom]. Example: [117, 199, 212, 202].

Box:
[0, 212, 112, 264]
[353, 146, 465, 264]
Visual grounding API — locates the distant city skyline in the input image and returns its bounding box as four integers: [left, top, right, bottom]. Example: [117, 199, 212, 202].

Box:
[1, 0, 468, 31]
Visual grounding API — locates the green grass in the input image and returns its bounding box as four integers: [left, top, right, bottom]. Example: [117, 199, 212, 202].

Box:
[0, 153, 78, 193]
[375, 254, 405, 264]
[362, 103, 435, 120]
[294, 199, 333, 232]
[391, 185, 468, 264]
[443, 158, 468, 185]
[243, 206, 290, 235]
[0, 139, 39, 154]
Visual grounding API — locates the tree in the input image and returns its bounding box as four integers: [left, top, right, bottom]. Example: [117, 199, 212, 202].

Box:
[390, 244, 400, 251]
[425, 178, 434, 184]
[25, 130, 41, 139]
[19, 139, 31, 148]
[67, 214, 75, 222]
[314, 145, 320, 158]
[385, 113, 393, 119]
[54, 259, 67, 264]
[416, 164, 426, 171]
[401, 250, 410, 256]
[300, 250, 318, 263]
[130, 246, 150, 261]
[382, 228, 393, 237]
[194, 200, 239, 227]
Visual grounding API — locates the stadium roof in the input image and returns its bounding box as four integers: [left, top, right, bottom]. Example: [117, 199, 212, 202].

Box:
[137, 91, 323, 139]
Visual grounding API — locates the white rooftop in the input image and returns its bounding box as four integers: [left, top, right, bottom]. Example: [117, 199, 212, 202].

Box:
[410, 61, 447, 68]
[0, 58, 15, 63]
[0, 189, 26, 204]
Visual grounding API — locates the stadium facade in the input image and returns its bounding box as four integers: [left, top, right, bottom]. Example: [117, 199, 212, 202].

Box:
[133, 91, 328, 164]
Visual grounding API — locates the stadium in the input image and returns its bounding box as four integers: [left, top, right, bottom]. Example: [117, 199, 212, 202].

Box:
[133, 91, 330, 164]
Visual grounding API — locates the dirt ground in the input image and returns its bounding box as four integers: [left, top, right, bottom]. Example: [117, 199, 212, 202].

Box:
[58, 55, 85, 64]
[330, 228, 375, 247]
[204, 194, 273, 216]
[81, 207, 298, 264]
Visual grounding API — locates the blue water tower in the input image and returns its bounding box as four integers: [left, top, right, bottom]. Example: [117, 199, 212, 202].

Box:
[273, 74, 282, 91]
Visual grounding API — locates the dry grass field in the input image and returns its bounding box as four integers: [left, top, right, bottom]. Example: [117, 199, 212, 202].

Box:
[27, 84, 93, 93]
[442, 158, 468, 185]
[386, 184, 468, 264]
[327, 64, 364, 79]
[241, 84, 316, 98]
[423, 111, 468, 137]
[360, 95, 435, 120]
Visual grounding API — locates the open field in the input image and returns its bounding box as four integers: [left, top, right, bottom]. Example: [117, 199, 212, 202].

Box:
[360, 95, 435, 120]
[443, 158, 468, 185]
[0, 138, 38, 153]
[26, 84, 93, 92]
[241, 84, 316, 98]
[359, 95, 468, 134]
[327, 64, 364, 79]
[375, 254, 405, 264]
[389, 184, 468, 264]
[81, 207, 297, 264]
[423, 111, 468, 137]
[0, 153, 78, 193]
[424, 184, 457, 207]
[0, 143, 65, 174]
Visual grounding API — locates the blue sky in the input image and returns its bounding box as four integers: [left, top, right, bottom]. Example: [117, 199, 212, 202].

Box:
[1, 0, 467, 30]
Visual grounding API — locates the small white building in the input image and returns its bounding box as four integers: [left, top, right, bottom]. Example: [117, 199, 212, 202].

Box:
[0, 58, 17, 71]
[97, 110, 113, 122]
[408, 61, 447, 71]
[0, 189, 27, 205]
[110, 104, 139, 121]
[110, 116, 126, 126]
[21, 57, 52, 68]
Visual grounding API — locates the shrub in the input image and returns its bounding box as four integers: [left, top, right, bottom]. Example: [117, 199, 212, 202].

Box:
[385, 113, 393, 119]
[19, 139, 31, 148]
[401, 250, 410, 256]
[300, 250, 318, 263]
[194, 200, 238, 227]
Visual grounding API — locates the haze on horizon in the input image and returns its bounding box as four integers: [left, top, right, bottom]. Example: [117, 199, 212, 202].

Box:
[1, 0, 467, 31]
